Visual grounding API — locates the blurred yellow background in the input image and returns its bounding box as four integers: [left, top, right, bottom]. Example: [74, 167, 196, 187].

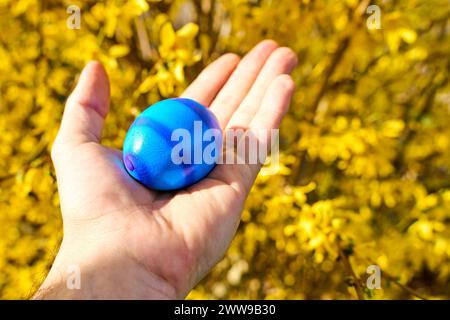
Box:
[0, 0, 449, 299]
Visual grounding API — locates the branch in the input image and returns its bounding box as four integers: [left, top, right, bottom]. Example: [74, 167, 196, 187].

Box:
[337, 243, 365, 300]
[366, 259, 429, 300]
[381, 270, 428, 300]
[394, 69, 449, 172]
[293, 0, 370, 184]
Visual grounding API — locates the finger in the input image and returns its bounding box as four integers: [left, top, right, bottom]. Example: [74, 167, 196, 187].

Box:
[250, 74, 295, 132]
[209, 40, 279, 128]
[244, 74, 295, 188]
[227, 47, 297, 129]
[181, 53, 240, 106]
[211, 75, 295, 193]
[56, 61, 110, 147]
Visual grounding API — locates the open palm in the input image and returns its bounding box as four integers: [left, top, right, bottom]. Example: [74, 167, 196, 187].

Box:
[42, 40, 297, 299]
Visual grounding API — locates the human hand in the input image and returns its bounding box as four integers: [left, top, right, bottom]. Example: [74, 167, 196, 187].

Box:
[35, 40, 297, 299]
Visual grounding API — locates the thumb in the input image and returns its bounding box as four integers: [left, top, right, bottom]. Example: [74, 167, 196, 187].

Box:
[55, 61, 110, 148]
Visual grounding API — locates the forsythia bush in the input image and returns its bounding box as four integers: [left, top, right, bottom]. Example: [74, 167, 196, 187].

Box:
[0, 0, 449, 299]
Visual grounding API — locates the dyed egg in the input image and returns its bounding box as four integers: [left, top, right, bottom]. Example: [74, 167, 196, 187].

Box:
[122, 98, 222, 190]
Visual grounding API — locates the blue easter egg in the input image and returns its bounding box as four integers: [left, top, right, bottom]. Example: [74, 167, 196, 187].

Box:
[122, 98, 222, 190]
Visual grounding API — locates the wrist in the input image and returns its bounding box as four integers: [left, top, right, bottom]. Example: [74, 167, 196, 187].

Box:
[34, 238, 178, 299]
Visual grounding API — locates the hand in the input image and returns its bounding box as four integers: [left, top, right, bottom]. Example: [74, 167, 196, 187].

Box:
[35, 40, 297, 299]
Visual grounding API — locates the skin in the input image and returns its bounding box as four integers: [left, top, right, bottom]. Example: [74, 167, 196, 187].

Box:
[35, 40, 297, 299]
